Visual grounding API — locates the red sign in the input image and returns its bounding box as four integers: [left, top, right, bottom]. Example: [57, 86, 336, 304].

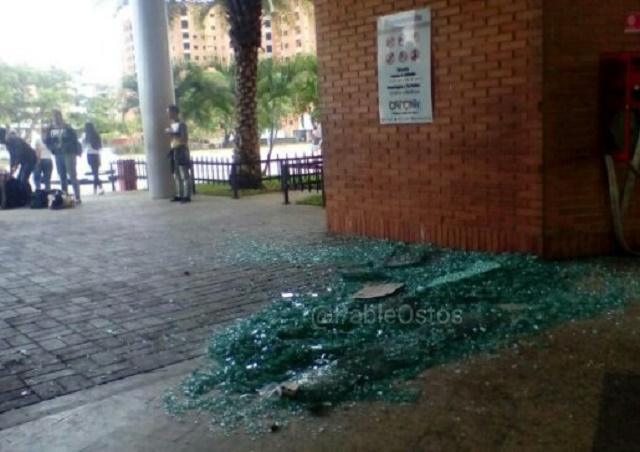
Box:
[626, 12, 640, 33]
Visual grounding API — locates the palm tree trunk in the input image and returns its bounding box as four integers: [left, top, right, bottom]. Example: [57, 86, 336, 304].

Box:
[233, 45, 262, 189]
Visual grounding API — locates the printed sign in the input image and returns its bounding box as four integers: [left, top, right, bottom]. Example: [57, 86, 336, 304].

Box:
[378, 8, 432, 124]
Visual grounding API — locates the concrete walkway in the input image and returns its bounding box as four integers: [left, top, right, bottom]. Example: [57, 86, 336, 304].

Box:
[0, 191, 326, 414]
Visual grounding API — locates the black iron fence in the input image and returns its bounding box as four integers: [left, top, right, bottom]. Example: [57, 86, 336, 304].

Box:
[108, 154, 324, 202]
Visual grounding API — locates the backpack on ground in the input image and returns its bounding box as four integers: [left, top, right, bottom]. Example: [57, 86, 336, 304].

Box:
[30, 189, 49, 209]
[48, 190, 75, 210]
[3, 179, 30, 209]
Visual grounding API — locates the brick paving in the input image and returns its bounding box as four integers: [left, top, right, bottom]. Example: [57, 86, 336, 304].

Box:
[0, 192, 327, 413]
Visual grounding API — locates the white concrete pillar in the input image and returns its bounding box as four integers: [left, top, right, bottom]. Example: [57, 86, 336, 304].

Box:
[131, 0, 175, 199]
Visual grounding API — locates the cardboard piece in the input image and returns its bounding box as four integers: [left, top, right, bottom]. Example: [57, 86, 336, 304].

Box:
[280, 381, 300, 397]
[351, 283, 405, 300]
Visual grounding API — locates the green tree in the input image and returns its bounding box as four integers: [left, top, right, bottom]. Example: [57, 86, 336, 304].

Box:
[85, 91, 121, 134]
[119, 74, 140, 130]
[288, 54, 318, 119]
[174, 62, 235, 137]
[0, 63, 73, 128]
[206, 61, 236, 147]
[257, 58, 294, 168]
[257, 54, 318, 171]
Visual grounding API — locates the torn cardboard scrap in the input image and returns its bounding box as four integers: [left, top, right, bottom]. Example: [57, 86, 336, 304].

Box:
[352, 283, 405, 300]
[280, 382, 300, 397]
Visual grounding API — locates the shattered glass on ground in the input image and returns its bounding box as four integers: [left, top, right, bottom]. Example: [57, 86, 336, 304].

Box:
[165, 236, 640, 434]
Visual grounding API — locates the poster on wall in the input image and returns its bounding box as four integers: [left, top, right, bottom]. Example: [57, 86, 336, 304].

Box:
[377, 8, 432, 124]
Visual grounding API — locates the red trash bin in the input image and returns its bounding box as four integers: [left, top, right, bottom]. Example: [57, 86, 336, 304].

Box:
[117, 160, 138, 191]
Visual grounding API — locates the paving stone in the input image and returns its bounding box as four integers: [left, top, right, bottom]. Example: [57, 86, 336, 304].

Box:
[44, 308, 70, 319]
[83, 361, 131, 378]
[28, 327, 74, 342]
[38, 339, 67, 352]
[14, 323, 42, 335]
[70, 297, 92, 304]
[90, 351, 123, 366]
[5, 334, 33, 348]
[88, 318, 114, 329]
[94, 336, 126, 349]
[79, 330, 115, 342]
[6, 314, 44, 327]
[24, 369, 78, 386]
[0, 388, 29, 405]
[26, 350, 62, 367]
[66, 357, 99, 374]
[19, 362, 69, 380]
[0, 311, 20, 320]
[56, 374, 93, 393]
[35, 319, 62, 330]
[0, 394, 41, 413]
[0, 375, 26, 393]
[14, 307, 42, 315]
[54, 344, 104, 361]
[60, 333, 89, 346]
[0, 329, 17, 340]
[30, 380, 66, 400]
[67, 321, 101, 333]
[89, 367, 141, 386]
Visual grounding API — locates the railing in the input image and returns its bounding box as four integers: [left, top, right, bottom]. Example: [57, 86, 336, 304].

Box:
[107, 154, 324, 201]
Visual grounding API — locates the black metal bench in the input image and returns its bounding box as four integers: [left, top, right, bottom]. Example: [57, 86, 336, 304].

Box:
[280, 157, 324, 205]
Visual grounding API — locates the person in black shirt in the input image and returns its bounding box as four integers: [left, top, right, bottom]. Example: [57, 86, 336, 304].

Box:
[44, 109, 81, 204]
[0, 128, 37, 189]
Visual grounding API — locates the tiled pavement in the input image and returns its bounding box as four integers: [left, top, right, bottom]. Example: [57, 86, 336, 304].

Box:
[0, 191, 327, 414]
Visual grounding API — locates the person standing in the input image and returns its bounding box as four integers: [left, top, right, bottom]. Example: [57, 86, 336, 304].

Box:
[310, 120, 322, 155]
[0, 128, 37, 189]
[81, 122, 104, 195]
[31, 128, 53, 191]
[166, 105, 191, 203]
[44, 109, 81, 204]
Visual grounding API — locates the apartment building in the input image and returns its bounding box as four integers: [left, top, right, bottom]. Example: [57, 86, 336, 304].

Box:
[120, 2, 316, 77]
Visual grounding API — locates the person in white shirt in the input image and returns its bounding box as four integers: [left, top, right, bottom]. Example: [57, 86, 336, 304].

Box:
[31, 128, 53, 191]
[81, 122, 104, 195]
[310, 121, 322, 155]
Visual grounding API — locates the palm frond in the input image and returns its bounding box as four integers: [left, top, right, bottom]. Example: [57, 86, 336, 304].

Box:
[217, 0, 262, 49]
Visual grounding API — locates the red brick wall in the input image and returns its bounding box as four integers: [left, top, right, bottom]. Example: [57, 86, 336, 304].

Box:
[316, 0, 544, 254]
[543, 1, 640, 258]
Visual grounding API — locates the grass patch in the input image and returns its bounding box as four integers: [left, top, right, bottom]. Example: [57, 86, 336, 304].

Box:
[196, 179, 281, 197]
[295, 193, 325, 207]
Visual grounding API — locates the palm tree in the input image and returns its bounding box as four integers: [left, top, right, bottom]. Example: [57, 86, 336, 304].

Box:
[257, 54, 318, 171]
[216, 0, 264, 188]
[288, 54, 319, 119]
[174, 61, 235, 135]
[214, 0, 313, 188]
[207, 61, 236, 147]
[109, 0, 314, 188]
[257, 58, 294, 170]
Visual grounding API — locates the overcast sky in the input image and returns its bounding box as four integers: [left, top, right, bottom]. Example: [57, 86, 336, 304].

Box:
[0, 0, 122, 85]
